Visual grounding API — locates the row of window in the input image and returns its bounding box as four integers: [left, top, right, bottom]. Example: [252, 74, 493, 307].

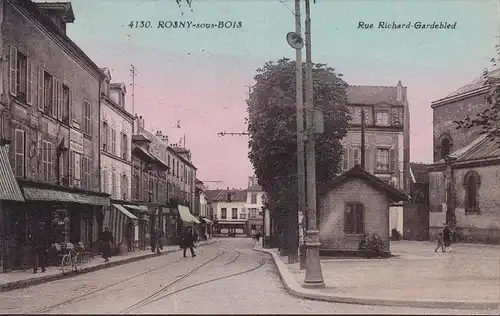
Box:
[342, 147, 396, 172]
[166, 154, 195, 185]
[101, 121, 128, 160]
[13, 129, 93, 189]
[101, 169, 129, 200]
[219, 207, 259, 220]
[130, 171, 189, 205]
[350, 107, 403, 127]
[10, 46, 92, 135]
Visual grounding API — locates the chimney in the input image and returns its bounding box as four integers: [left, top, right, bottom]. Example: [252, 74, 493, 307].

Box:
[248, 176, 255, 188]
[161, 135, 169, 145]
[133, 113, 139, 134]
[138, 115, 145, 133]
[396, 80, 403, 102]
[35, 2, 75, 35]
[155, 130, 163, 138]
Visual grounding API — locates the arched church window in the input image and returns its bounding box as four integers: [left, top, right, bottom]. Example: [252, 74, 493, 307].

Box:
[463, 170, 480, 212]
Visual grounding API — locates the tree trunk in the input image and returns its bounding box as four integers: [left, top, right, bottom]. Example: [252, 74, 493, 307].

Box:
[279, 208, 289, 256]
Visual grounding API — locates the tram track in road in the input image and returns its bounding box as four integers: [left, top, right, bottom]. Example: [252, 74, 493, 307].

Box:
[126, 256, 269, 314]
[118, 250, 227, 314]
[30, 248, 208, 314]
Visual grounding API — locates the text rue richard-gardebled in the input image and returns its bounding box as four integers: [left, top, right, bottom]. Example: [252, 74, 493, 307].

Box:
[358, 21, 457, 30]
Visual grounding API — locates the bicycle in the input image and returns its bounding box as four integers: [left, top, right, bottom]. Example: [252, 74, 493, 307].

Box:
[61, 245, 83, 275]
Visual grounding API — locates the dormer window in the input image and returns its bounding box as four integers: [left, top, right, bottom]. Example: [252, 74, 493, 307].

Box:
[227, 193, 232, 201]
[119, 92, 125, 108]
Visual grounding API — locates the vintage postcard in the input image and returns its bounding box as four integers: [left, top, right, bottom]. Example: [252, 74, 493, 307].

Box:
[0, 0, 498, 314]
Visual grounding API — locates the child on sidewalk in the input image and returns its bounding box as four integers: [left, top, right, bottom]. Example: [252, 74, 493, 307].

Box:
[435, 232, 445, 253]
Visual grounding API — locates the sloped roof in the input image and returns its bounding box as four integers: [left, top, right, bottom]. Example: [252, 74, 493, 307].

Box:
[346, 84, 406, 106]
[410, 163, 430, 184]
[443, 68, 500, 99]
[35, 1, 75, 22]
[207, 189, 247, 202]
[319, 164, 410, 202]
[456, 135, 500, 162]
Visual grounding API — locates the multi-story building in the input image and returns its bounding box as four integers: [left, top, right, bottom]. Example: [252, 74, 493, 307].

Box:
[245, 176, 264, 235]
[208, 188, 248, 237]
[195, 179, 213, 239]
[99, 67, 136, 251]
[341, 82, 410, 237]
[135, 123, 198, 240]
[0, 0, 109, 271]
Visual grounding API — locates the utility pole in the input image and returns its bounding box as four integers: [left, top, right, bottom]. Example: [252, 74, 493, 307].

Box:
[290, 0, 303, 266]
[130, 64, 137, 114]
[303, 0, 325, 288]
[361, 108, 366, 168]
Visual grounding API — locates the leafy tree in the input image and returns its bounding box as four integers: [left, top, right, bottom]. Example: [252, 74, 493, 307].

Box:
[454, 46, 500, 138]
[246, 57, 350, 224]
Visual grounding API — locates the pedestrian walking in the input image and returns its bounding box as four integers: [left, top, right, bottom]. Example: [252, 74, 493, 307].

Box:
[125, 223, 133, 252]
[434, 232, 445, 253]
[181, 227, 196, 258]
[443, 225, 453, 252]
[193, 229, 198, 246]
[150, 227, 161, 254]
[29, 222, 48, 274]
[99, 226, 113, 262]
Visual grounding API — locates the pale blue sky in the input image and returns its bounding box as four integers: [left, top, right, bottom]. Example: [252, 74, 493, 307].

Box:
[44, 0, 499, 189]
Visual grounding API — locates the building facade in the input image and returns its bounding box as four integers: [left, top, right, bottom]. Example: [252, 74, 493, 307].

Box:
[99, 67, 136, 252]
[342, 82, 411, 237]
[245, 176, 264, 235]
[1, 0, 109, 271]
[429, 69, 500, 244]
[209, 188, 248, 237]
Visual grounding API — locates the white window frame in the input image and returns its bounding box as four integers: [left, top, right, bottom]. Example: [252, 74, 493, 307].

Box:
[42, 140, 53, 182]
[376, 111, 390, 126]
[111, 129, 116, 155]
[376, 147, 390, 171]
[83, 100, 91, 135]
[14, 129, 26, 177]
[102, 168, 108, 194]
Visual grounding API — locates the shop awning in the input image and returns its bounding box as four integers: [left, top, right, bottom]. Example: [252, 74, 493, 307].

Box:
[178, 205, 201, 224]
[113, 204, 139, 220]
[217, 220, 247, 225]
[123, 204, 148, 212]
[201, 218, 213, 224]
[0, 146, 25, 202]
[22, 187, 109, 206]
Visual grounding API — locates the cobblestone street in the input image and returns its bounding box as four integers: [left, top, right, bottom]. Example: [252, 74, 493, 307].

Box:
[0, 238, 497, 314]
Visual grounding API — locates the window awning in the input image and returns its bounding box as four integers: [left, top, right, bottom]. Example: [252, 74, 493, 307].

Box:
[22, 187, 109, 206]
[0, 146, 25, 202]
[113, 204, 139, 220]
[201, 218, 213, 224]
[123, 204, 148, 212]
[178, 205, 201, 224]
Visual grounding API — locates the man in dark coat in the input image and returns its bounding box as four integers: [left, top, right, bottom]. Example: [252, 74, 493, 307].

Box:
[99, 226, 113, 262]
[181, 227, 196, 258]
[29, 222, 48, 273]
[443, 225, 453, 251]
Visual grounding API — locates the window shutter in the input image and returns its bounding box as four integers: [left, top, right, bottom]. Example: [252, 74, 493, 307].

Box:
[69, 151, 73, 185]
[356, 203, 365, 234]
[38, 68, 44, 111]
[389, 148, 395, 172]
[9, 46, 17, 96]
[344, 204, 351, 234]
[26, 57, 32, 105]
[68, 88, 73, 125]
[353, 148, 360, 166]
[57, 80, 63, 121]
[348, 148, 354, 169]
[51, 79, 56, 118]
[342, 147, 349, 171]
[14, 130, 25, 177]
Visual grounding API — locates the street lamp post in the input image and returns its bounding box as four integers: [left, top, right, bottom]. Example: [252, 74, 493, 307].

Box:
[303, 0, 325, 288]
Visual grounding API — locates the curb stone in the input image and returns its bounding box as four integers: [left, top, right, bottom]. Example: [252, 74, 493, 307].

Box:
[253, 246, 500, 311]
[0, 239, 219, 293]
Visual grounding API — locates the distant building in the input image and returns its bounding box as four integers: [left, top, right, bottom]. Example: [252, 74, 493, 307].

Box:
[429, 69, 500, 244]
[403, 163, 430, 241]
[208, 188, 248, 237]
[343, 82, 411, 237]
[245, 176, 264, 235]
[318, 165, 409, 255]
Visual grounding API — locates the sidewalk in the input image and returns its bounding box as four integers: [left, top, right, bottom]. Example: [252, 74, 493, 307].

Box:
[0, 239, 218, 292]
[254, 241, 500, 311]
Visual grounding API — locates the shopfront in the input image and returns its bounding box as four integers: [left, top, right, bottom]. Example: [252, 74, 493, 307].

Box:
[122, 204, 149, 250]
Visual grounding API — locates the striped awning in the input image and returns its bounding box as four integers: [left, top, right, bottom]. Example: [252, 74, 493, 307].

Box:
[123, 204, 148, 212]
[113, 204, 139, 220]
[0, 146, 24, 201]
[178, 205, 201, 224]
[201, 217, 213, 224]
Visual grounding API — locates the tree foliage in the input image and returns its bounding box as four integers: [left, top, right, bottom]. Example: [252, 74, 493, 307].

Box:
[246, 57, 350, 214]
[454, 45, 500, 139]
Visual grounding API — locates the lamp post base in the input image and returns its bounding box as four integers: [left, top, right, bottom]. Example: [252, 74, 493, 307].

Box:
[303, 229, 325, 288]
